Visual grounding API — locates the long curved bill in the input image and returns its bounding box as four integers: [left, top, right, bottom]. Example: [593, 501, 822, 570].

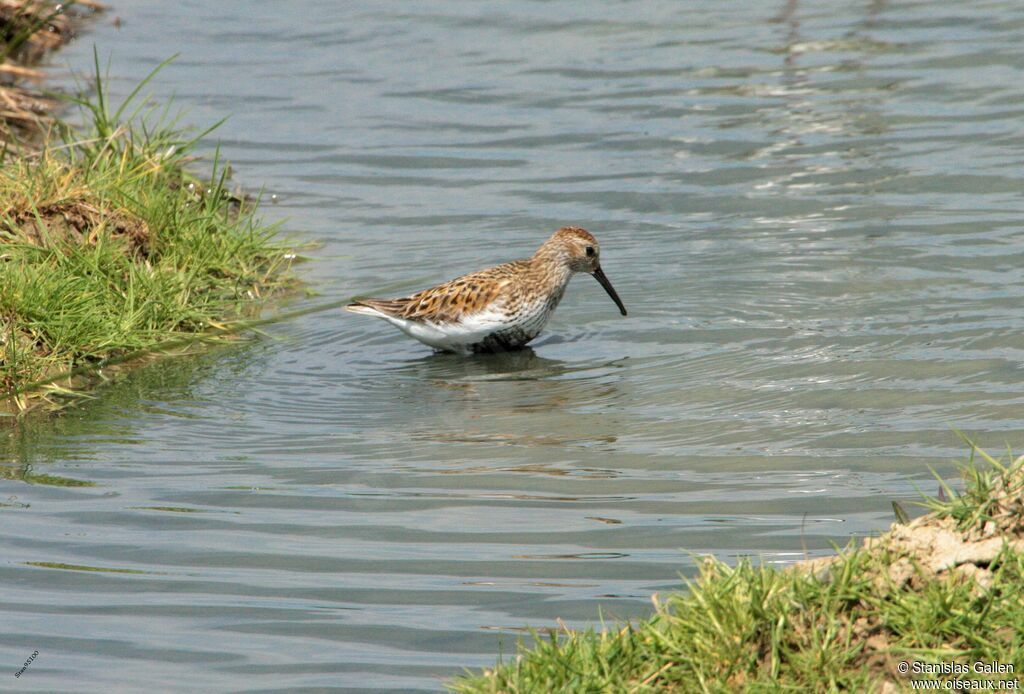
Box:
[592, 266, 627, 316]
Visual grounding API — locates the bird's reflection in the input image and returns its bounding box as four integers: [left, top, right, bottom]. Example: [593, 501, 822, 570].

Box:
[398, 346, 573, 382]
[391, 346, 625, 452]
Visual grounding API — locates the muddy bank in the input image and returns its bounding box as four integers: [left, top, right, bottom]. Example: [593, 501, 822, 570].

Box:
[0, 0, 104, 141]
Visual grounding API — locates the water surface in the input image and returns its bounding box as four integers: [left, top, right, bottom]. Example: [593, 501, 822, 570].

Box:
[4, 0, 1024, 690]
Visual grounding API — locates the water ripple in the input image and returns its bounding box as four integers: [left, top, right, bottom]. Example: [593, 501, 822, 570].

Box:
[6, 0, 1024, 690]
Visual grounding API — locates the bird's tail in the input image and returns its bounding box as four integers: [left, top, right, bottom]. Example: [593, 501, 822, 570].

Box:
[345, 301, 387, 318]
[345, 299, 410, 319]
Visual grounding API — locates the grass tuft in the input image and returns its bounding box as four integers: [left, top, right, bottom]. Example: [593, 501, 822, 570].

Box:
[919, 434, 1024, 538]
[451, 445, 1024, 692]
[1, 52, 296, 413]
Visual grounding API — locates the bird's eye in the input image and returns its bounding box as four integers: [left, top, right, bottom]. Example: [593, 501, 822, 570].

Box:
[585, 246, 595, 257]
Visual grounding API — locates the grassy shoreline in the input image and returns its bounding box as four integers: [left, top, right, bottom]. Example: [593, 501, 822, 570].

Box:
[0, 3, 296, 414]
[451, 445, 1024, 692]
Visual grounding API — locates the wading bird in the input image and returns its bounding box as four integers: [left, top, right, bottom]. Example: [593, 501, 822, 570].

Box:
[346, 226, 627, 354]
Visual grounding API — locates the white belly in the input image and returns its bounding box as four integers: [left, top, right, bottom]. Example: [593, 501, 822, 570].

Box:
[359, 288, 565, 354]
[398, 300, 556, 354]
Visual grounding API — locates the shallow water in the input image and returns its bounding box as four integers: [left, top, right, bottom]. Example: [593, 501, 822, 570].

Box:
[4, 0, 1024, 690]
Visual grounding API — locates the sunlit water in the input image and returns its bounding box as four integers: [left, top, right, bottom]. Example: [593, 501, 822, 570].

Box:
[4, 0, 1024, 690]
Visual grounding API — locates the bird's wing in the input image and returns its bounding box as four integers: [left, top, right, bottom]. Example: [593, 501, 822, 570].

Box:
[347, 261, 526, 324]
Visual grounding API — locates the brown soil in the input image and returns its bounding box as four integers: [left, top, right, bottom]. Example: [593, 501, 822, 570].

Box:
[2, 199, 151, 256]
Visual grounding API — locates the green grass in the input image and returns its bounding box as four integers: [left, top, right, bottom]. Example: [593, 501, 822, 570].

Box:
[451, 446, 1024, 692]
[0, 54, 295, 412]
[921, 440, 1024, 537]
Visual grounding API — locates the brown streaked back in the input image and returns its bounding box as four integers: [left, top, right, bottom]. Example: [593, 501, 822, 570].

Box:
[348, 260, 532, 324]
